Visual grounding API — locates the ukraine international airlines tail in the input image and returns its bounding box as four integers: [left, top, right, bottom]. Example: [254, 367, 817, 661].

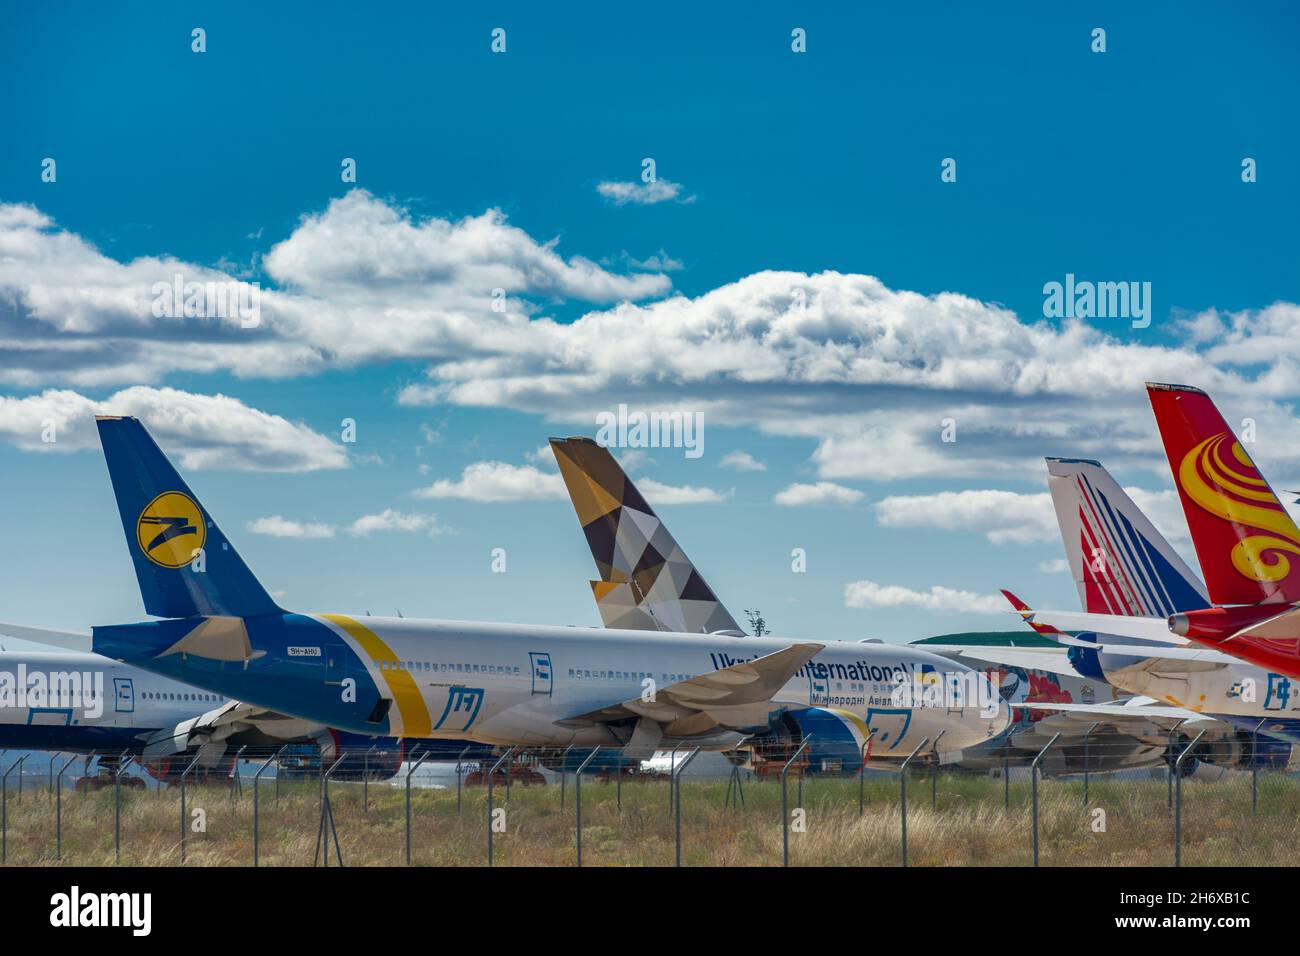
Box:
[86, 416, 1008, 771]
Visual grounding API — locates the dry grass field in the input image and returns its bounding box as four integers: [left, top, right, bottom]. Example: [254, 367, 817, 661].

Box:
[2, 772, 1297, 867]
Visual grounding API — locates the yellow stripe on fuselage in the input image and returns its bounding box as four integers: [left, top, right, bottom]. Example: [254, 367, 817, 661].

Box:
[321, 613, 432, 737]
[828, 707, 871, 744]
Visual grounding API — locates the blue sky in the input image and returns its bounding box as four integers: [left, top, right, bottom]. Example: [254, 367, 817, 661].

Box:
[1, 1, 1298, 644]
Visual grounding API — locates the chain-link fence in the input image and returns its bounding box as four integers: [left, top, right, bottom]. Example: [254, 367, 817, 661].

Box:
[1, 741, 1297, 866]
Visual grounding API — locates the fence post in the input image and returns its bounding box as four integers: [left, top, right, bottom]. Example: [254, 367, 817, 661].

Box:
[930, 730, 946, 811]
[314, 754, 347, 867]
[781, 736, 813, 867]
[1082, 722, 1100, 807]
[1166, 718, 1186, 809]
[228, 745, 247, 804]
[456, 745, 473, 815]
[673, 747, 701, 867]
[2, 756, 27, 863]
[1174, 729, 1207, 867]
[667, 744, 684, 814]
[899, 738, 928, 867]
[404, 748, 432, 865]
[1252, 718, 1265, 814]
[1003, 735, 1011, 810]
[114, 755, 136, 864]
[55, 753, 77, 861]
[486, 746, 517, 867]
[179, 753, 203, 864]
[363, 745, 377, 813]
[559, 744, 574, 811]
[574, 746, 602, 867]
[1030, 733, 1060, 867]
[252, 749, 280, 866]
[857, 732, 875, 816]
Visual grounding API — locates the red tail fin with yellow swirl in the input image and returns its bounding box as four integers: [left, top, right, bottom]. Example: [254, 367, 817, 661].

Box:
[1147, 383, 1300, 606]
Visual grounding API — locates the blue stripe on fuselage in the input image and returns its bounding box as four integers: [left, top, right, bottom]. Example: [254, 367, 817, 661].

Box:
[0, 724, 149, 753]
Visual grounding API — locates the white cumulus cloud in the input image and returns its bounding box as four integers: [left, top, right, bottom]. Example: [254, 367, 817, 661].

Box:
[875, 490, 1057, 544]
[596, 180, 692, 206]
[0, 386, 346, 471]
[774, 482, 864, 507]
[874, 487, 1191, 546]
[413, 461, 568, 502]
[843, 579, 1007, 615]
[348, 509, 449, 536]
[719, 450, 766, 472]
[9, 196, 1300, 487]
[247, 516, 336, 539]
[637, 478, 730, 505]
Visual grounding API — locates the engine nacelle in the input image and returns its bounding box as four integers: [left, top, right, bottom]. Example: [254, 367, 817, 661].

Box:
[1194, 731, 1291, 771]
[750, 709, 871, 776]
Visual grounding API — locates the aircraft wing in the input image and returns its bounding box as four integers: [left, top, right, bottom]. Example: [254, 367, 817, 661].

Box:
[1013, 698, 1216, 729]
[143, 700, 328, 763]
[926, 645, 1085, 680]
[1016, 609, 1184, 645]
[562, 642, 823, 731]
[0, 622, 92, 653]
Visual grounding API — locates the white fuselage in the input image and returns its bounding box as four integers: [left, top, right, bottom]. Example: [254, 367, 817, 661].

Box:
[1104, 653, 1299, 719]
[307, 616, 1011, 757]
[0, 651, 229, 742]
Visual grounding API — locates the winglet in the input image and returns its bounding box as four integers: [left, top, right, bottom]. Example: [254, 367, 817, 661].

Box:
[1000, 589, 1065, 639]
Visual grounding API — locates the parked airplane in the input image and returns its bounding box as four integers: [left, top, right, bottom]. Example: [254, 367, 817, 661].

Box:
[548, 436, 1082, 773]
[989, 456, 1294, 766]
[0, 645, 413, 787]
[1018, 385, 1300, 680]
[65, 417, 1009, 770]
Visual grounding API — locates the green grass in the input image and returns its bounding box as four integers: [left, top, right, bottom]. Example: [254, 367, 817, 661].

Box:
[2, 772, 1297, 866]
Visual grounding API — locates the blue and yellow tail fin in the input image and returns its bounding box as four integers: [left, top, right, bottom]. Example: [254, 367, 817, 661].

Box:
[95, 416, 282, 620]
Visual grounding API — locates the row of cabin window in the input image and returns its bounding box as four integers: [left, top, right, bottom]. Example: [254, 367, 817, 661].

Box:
[142, 691, 226, 703]
[378, 659, 522, 677]
[568, 669, 694, 683]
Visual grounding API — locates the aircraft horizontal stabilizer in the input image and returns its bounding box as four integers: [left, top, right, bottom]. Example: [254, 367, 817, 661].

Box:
[1049, 635, 1236, 670]
[1228, 604, 1300, 641]
[929, 645, 1085, 680]
[0, 622, 92, 653]
[1017, 609, 1185, 645]
[564, 642, 824, 729]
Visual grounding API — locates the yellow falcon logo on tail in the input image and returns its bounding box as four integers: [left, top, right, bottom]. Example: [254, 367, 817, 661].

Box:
[136, 491, 206, 568]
